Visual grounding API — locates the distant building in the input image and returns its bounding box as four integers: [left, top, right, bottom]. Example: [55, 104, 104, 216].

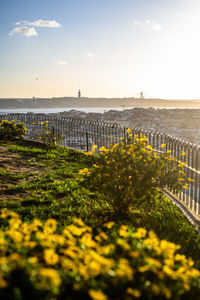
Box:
[78, 89, 81, 99]
[140, 92, 144, 100]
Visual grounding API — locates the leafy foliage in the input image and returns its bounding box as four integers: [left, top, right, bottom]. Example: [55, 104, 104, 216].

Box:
[39, 120, 63, 148]
[0, 120, 27, 140]
[0, 210, 200, 300]
[80, 133, 186, 217]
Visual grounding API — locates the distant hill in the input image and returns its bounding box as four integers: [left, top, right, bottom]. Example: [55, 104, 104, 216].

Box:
[1, 97, 200, 109]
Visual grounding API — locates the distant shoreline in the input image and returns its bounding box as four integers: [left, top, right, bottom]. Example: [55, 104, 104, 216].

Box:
[1, 97, 200, 109]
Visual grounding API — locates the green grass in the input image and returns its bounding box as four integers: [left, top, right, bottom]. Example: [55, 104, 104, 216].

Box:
[1, 139, 200, 268]
[0, 139, 96, 228]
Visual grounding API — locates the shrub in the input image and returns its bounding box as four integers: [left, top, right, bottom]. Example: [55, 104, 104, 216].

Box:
[0, 209, 200, 300]
[0, 120, 27, 140]
[80, 133, 186, 217]
[39, 121, 63, 148]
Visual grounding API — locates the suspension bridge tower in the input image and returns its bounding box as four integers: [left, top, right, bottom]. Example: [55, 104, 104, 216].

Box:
[78, 89, 81, 99]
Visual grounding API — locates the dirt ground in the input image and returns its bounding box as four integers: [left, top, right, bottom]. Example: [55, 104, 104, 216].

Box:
[0, 145, 41, 201]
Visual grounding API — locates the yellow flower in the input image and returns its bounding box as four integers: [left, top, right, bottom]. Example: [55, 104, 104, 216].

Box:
[9, 211, 19, 218]
[99, 232, 108, 240]
[89, 290, 108, 300]
[7, 230, 23, 243]
[73, 218, 85, 227]
[103, 221, 115, 229]
[44, 219, 57, 233]
[175, 253, 186, 262]
[127, 128, 131, 134]
[188, 177, 194, 182]
[163, 265, 177, 280]
[117, 238, 130, 250]
[67, 224, 85, 236]
[23, 241, 36, 249]
[99, 146, 107, 152]
[138, 265, 149, 273]
[39, 268, 61, 287]
[81, 234, 97, 248]
[92, 164, 100, 168]
[119, 225, 129, 237]
[63, 228, 73, 239]
[92, 145, 98, 151]
[44, 249, 59, 265]
[146, 257, 161, 268]
[161, 144, 166, 148]
[0, 209, 8, 219]
[127, 288, 141, 298]
[135, 228, 147, 239]
[78, 168, 90, 175]
[85, 151, 92, 156]
[28, 256, 38, 264]
[179, 170, 185, 175]
[116, 258, 133, 280]
[178, 178, 185, 182]
[183, 185, 189, 190]
[146, 145, 152, 150]
[32, 219, 43, 228]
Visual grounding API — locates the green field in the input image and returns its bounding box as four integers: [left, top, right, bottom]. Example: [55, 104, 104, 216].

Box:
[0, 139, 199, 263]
[1, 139, 200, 299]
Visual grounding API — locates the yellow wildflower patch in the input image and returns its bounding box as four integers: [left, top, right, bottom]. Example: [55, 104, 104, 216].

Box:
[0, 210, 198, 299]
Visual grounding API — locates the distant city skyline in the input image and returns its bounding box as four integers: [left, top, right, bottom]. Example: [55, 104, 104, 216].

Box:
[1, 0, 200, 100]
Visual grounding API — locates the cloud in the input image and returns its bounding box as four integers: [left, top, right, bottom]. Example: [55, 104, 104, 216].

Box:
[85, 52, 95, 57]
[145, 20, 162, 31]
[9, 19, 62, 37]
[9, 26, 38, 37]
[134, 20, 162, 31]
[53, 59, 68, 65]
[16, 19, 62, 28]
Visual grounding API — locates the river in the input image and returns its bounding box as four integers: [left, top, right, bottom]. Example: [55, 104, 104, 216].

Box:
[0, 107, 127, 114]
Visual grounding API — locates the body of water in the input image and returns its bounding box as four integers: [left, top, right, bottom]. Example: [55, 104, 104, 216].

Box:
[0, 107, 127, 114]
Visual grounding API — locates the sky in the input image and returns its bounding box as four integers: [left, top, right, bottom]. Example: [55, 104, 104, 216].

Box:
[1, 0, 200, 99]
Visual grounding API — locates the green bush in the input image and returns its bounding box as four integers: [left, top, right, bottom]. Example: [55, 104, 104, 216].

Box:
[39, 121, 63, 148]
[0, 210, 200, 300]
[80, 132, 186, 217]
[0, 120, 27, 140]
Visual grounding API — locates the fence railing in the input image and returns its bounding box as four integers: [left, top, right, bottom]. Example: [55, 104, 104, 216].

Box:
[1, 113, 200, 217]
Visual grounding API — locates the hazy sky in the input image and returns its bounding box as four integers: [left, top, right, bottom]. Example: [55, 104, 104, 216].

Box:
[1, 0, 200, 99]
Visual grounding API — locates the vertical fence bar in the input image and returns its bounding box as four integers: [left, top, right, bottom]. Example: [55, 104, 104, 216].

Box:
[86, 131, 89, 152]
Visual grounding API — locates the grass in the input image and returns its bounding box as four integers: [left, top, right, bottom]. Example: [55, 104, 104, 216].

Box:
[0, 139, 97, 228]
[1, 139, 200, 268]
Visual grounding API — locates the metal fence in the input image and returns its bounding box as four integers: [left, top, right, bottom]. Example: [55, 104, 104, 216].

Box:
[1, 113, 200, 217]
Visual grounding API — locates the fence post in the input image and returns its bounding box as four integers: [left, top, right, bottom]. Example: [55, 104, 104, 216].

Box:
[52, 126, 55, 145]
[86, 131, 89, 152]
